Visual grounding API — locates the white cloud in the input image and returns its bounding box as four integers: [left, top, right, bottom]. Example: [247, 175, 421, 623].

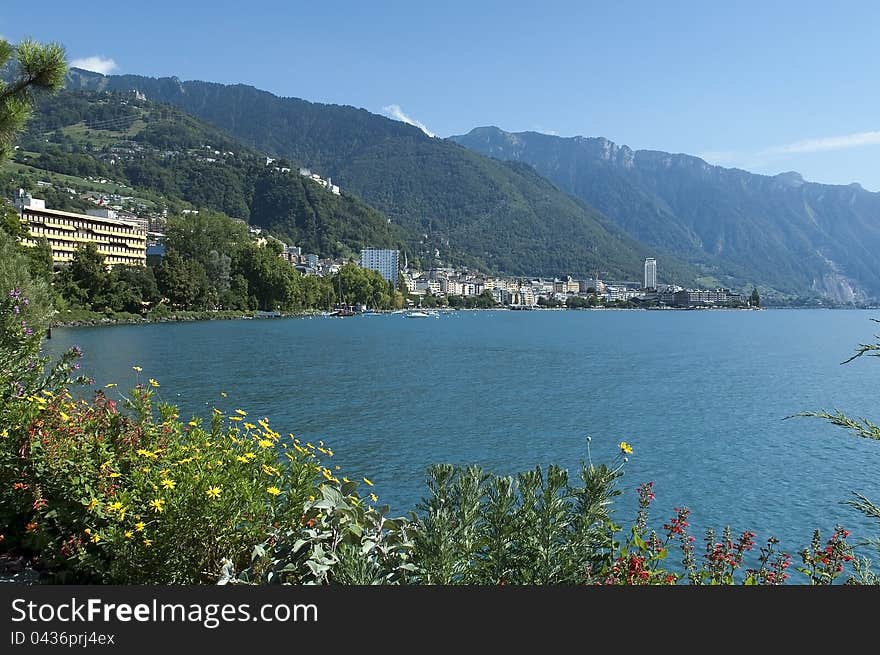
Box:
[69, 56, 117, 75]
[699, 130, 880, 173]
[759, 130, 880, 156]
[382, 104, 435, 137]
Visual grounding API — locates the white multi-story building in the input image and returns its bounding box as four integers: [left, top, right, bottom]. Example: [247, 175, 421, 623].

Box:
[644, 258, 657, 290]
[17, 194, 146, 267]
[360, 248, 400, 283]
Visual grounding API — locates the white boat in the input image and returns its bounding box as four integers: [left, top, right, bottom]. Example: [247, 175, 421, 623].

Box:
[405, 311, 431, 318]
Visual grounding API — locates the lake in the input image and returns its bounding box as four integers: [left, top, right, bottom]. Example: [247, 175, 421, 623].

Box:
[47, 309, 880, 556]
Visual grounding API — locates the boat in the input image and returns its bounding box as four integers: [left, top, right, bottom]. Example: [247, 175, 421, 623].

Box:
[330, 308, 356, 317]
[405, 311, 431, 318]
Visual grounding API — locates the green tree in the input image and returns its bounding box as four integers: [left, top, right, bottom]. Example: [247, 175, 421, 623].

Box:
[750, 287, 761, 308]
[221, 273, 250, 311]
[109, 265, 160, 314]
[56, 243, 110, 310]
[235, 243, 299, 311]
[0, 229, 55, 334]
[332, 264, 392, 308]
[155, 250, 211, 309]
[1, 206, 28, 239]
[1, 38, 67, 159]
[23, 237, 54, 283]
[1, 208, 52, 282]
[474, 289, 496, 309]
[0, 37, 65, 287]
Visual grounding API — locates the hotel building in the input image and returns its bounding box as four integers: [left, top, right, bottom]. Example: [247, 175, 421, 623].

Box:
[16, 195, 147, 267]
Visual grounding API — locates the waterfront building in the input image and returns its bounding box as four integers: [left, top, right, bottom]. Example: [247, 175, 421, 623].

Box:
[360, 248, 400, 283]
[644, 258, 657, 290]
[673, 288, 745, 307]
[16, 193, 146, 267]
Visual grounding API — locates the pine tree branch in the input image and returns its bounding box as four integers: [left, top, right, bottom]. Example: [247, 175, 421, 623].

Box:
[788, 410, 880, 441]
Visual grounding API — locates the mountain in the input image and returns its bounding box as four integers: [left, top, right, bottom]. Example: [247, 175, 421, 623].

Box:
[8, 88, 401, 258]
[451, 127, 880, 302]
[63, 68, 699, 282]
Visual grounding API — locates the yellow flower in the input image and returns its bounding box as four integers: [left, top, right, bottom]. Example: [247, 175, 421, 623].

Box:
[266, 486, 281, 496]
[107, 501, 124, 512]
[148, 378, 160, 388]
[262, 464, 279, 476]
[160, 479, 176, 490]
[109, 472, 121, 478]
[370, 493, 378, 502]
[235, 409, 247, 416]
[59, 411, 70, 422]
[149, 498, 166, 513]
[257, 439, 273, 449]
[220, 391, 227, 398]
[135, 521, 145, 532]
[229, 415, 243, 422]
[326, 449, 334, 457]
[86, 498, 100, 511]
[143, 538, 153, 547]
[321, 468, 333, 480]
[188, 419, 199, 427]
[363, 477, 374, 487]
[104, 383, 117, 389]
[206, 486, 221, 499]
[236, 455, 249, 464]
[91, 533, 101, 544]
[342, 477, 351, 483]
[244, 452, 257, 460]
[619, 441, 634, 455]
[243, 422, 256, 430]
[124, 530, 133, 539]
[137, 449, 158, 460]
[132, 366, 142, 373]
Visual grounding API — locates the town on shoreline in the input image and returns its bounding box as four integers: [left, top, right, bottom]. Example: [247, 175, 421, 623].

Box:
[17, 193, 866, 325]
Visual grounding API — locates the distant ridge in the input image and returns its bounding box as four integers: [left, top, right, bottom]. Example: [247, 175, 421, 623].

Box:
[452, 126, 880, 302]
[63, 68, 700, 283]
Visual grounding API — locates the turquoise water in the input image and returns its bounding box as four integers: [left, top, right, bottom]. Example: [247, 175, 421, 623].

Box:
[48, 309, 880, 554]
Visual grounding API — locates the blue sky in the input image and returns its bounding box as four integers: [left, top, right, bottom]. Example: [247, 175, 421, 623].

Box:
[4, 1, 880, 189]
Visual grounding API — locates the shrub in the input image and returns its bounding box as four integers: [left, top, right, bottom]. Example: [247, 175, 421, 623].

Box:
[407, 444, 624, 584]
[2, 373, 329, 583]
[223, 478, 415, 585]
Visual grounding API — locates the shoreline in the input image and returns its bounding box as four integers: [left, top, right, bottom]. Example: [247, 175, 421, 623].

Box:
[50, 309, 326, 329]
[50, 304, 877, 329]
